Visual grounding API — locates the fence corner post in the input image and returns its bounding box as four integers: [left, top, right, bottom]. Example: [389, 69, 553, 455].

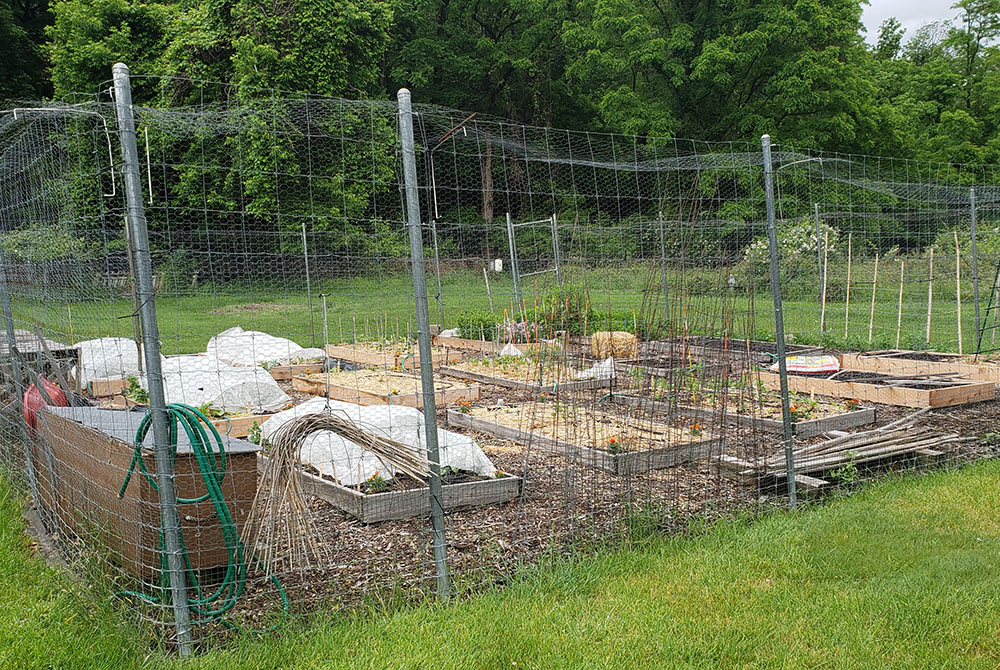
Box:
[397, 87, 451, 600]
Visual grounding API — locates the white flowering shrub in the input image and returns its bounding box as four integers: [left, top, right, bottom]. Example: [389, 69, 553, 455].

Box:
[741, 219, 841, 292]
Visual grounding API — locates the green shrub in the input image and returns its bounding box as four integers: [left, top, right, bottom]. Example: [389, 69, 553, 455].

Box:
[456, 309, 502, 340]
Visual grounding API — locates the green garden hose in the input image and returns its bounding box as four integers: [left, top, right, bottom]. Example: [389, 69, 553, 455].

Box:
[117, 403, 288, 630]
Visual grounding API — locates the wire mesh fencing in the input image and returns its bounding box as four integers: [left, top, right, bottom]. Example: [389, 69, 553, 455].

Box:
[0, 65, 997, 652]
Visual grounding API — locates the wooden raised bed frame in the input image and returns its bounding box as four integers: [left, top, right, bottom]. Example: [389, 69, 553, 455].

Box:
[611, 395, 876, 438]
[258, 455, 522, 523]
[291, 374, 480, 409]
[447, 410, 719, 475]
[841, 350, 1000, 384]
[267, 363, 326, 381]
[756, 370, 995, 408]
[439, 366, 612, 393]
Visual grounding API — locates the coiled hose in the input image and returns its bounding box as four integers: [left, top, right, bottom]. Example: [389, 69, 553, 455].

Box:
[118, 403, 288, 629]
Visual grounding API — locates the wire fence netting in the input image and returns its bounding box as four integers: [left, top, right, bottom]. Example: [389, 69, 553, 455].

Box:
[0, 73, 998, 650]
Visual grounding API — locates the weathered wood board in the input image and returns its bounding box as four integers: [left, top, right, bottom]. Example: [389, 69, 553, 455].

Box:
[291, 375, 480, 408]
[210, 414, 271, 438]
[88, 378, 128, 397]
[447, 410, 719, 475]
[757, 370, 995, 408]
[258, 455, 522, 523]
[267, 363, 326, 381]
[841, 351, 1000, 384]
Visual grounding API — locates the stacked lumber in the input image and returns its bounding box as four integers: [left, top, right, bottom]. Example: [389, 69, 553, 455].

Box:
[719, 408, 971, 489]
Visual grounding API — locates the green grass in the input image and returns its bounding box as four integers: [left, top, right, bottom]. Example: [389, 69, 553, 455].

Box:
[11, 265, 985, 355]
[4, 460, 1000, 668]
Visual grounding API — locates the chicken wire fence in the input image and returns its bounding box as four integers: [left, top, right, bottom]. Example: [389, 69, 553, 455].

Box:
[0, 65, 996, 652]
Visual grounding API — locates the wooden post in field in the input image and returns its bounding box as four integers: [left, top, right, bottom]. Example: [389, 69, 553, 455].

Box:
[869, 254, 879, 344]
[896, 260, 905, 349]
[926, 248, 933, 346]
[955, 231, 963, 355]
[844, 232, 852, 340]
[820, 230, 829, 335]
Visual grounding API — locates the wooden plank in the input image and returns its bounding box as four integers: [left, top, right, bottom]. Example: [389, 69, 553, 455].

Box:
[431, 336, 500, 354]
[267, 363, 326, 381]
[612, 395, 875, 437]
[262, 456, 522, 523]
[88, 378, 128, 397]
[841, 351, 1000, 384]
[210, 414, 271, 438]
[447, 410, 717, 475]
[756, 370, 995, 408]
[438, 366, 613, 393]
[793, 474, 830, 491]
[291, 376, 480, 409]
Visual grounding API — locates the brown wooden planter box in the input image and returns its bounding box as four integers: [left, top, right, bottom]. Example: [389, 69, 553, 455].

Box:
[756, 370, 995, 408]
[88, 378, 128, 397]
[438, 366, 613, 394]
[840, 351, 1000, 384]
[258, 455, 522, 524]
[291, 375, 480, 409]
[446, 410, 719, 475]
[267, 363, 326, 381]
[431, 336, 501, 355]
[210, 414, 272, 438]
[611, 395, 875, 438]
[324, 344, 464, 370]
[35, 406, 259, 580]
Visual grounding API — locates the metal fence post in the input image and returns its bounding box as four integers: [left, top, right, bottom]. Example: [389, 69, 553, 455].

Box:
[971, 188, 981, 343]
[112, 63, 195, 655]
[658, 212, 670, 331]
[397, 88, 451, 600]
[762, 135, 797, 507]
[550, 213, 562, 286]
[301, 221, 315, 348]
[506, 212, 522, 313]
[814, 203, 824, 343]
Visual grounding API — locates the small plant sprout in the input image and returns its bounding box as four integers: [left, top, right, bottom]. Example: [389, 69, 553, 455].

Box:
[845, 398, 862, 411]
[607, 435, 621, 454]
[364, 473, 391, 494]
[457, 400, 472, 414]
[689, 423, 703, 436]
[390, 388, 400, 396]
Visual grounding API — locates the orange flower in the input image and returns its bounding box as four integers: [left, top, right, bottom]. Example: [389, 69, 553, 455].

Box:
[608, 436, 618, 444]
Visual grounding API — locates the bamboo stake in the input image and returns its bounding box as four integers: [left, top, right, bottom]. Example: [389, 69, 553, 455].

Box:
[955, 231, 963, 355]
[844, 232, 852, 340]
[820, 229, 829, 335]
[896, 260, 905, 349]
[926, 247, 933, 346]
[483, 267, 494, 311]
[869, 254, 879, 344]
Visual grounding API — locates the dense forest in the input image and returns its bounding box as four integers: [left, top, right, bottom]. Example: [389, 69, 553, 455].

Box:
[1, 0, 999, 162]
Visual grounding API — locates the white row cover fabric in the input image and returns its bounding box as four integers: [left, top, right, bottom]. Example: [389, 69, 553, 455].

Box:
[769, 355, 839, 374]
[575, 357, 616, 380]
[155, 355, 291, 414]
[262, 396, 498, 487]
[206, 326, 321, 367]
[74, 337, 144, 387]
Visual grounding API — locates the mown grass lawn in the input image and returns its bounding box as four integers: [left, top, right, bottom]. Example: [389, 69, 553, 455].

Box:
[3, 459, 1000, 669]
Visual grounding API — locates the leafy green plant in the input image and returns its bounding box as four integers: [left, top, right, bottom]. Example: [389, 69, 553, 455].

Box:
[456, 309, 502, 340]
[831, 452, 861, 486]
[123, 377, 149, 405]
[362, 473, 391, 494]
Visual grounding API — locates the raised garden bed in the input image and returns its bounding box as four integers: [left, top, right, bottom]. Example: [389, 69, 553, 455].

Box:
[756, 370, 995, 408]
[258, 455, 522, 523]
[440, 354, 611, 393]
[291, 369, 480, 408]
[267, 362, 327, 381]
[645, 337, 822, 365]
[840, 350, 1000, 384]
[610, 394, 875, 438]
[324, 342, 464, 370]
[447, 404, 720, 475]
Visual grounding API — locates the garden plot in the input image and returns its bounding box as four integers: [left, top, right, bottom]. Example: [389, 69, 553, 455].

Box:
[644, 336, 822, 365]
[840, 350, 1000, 384]
[756, 369, 995, 408]
[324, 340, 464, 370]
[440, 353, 612, 393]
[447, 401, 720, 475]
[615, 369, 875, 437]
[291, 368, 479, 408]
[259, 397, 518, 522]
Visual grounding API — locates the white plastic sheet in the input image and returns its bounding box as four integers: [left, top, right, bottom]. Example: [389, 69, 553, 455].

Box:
[74, 337, 144, 387]
[206, 326, 312, 367]
[262, 397, 498, 486]
[575, 357, 616, 380]
[157, 355, 291, 413]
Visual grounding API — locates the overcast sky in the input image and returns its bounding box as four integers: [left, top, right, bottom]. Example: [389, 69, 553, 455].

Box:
[861, 0, 959, 44]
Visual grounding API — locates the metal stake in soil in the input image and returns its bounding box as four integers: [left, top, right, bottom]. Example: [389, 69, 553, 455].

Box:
[761, 134, 797, 507]
[302, 220, 315, 348]
[112, 62, 194, 656]
[397, 88, 451, 600]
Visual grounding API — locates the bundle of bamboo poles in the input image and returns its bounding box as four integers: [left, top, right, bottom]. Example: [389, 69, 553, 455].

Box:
[243, 412, 431, 573]
[762, 408, 971, 477]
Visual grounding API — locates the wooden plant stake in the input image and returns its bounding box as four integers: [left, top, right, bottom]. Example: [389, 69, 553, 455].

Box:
[896, 260, 905, 349]
[483, 267, 494, 311]
[844, 232, 852, 340]
[869, 254, 879, 344]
